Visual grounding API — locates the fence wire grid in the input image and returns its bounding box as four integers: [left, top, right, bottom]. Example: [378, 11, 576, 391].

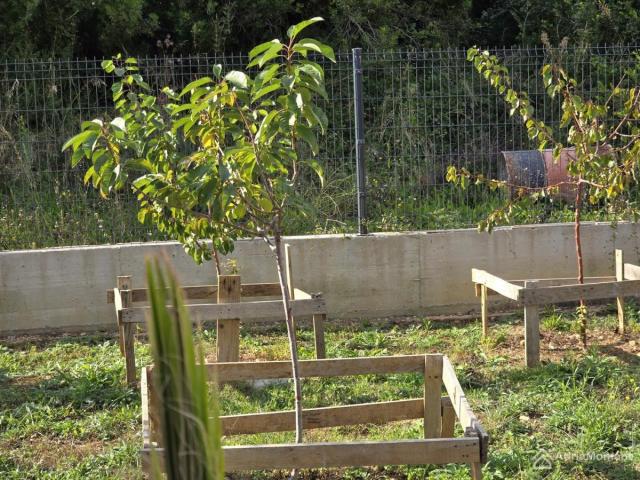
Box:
[1, 45, 639, 249]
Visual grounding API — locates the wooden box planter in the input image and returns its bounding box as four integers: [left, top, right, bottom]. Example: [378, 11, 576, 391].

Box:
[107, 248, 328, 385]
[472, 249, 638, 367]
[140, 354, 489, 479]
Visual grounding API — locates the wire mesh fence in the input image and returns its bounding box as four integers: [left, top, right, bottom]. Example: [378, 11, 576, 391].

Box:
[1, 45, 639, 249]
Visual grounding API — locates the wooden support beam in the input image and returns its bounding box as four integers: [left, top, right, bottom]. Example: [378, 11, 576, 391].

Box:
[480, 285, 489, 337]
[312, 312, 327, 359]
[518, 279, 640, 304]
[201, 354, 427, 382]
[220, 398, 425, 435]
[122, 297, 327, 324]
[441, 396, 455, 438]
[141, 438, 481, 472]
[624, 262, 640, 280]
[107, 282, 282, 303]
[523, 280, 540, 368]
[471, 269, 521, 301]
[216, 275, 241, 362]
[616, 250, 626, 335]
[441, 356, 480, 433]
[423, 355, 443, 438]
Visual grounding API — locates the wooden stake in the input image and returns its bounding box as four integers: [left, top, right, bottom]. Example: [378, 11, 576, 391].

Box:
[470, 462, 483, 479]
[480, 285, 489, 337]
[116, 276, 130, 355]
[118, 276, 136, 386]
[423, 354, 443, 438]
[616, 249, 626, 334]
[524, 280, 540, 368]
[216, 275, 241, 362]
[312, 311, 327, 359]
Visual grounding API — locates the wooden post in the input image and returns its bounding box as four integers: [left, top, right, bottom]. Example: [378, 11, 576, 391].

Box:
[284, 243, 297, 334]
[440, 396, 455, 438]
[523, 280, 540, 368]
[616, 249, 626, 334]
[480, 285, 489, 337]
[116, 276, 130, 355]
[312, 310, 327, 359]
[118, 276, 136, 386]
[217, 275, 241, 362]
[470, 462, 483, 479]
[423, 355, 443, 438]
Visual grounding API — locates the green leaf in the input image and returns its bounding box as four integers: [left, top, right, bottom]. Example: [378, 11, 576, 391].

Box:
[287, 17, 324, 41]
[248, 40, 280, 60]
[110, 117, 126, 131]
[247, 44, 282, 68]
[293, 39, 335, 62]
[296, 124, 319, 155]
[180, 77, 213, 97]
[101, 60, 115, 73]
[224, 71, 249, 89]
[308, 159, 324, 186]
[62, 130, 94, 153]
[252, 82, 281, 103]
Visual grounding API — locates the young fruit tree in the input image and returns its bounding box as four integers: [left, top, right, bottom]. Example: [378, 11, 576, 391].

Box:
[447, 41, 640, 346]
[63, 17, 335, 446]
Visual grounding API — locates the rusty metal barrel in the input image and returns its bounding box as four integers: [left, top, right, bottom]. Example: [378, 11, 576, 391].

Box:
[501, 148, 576, 202]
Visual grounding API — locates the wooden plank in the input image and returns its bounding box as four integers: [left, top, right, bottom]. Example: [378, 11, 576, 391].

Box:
[220, 398, 425, 435]
[441, 396, 455, 438]
[107, 283, 282, 303]
[224, 438, 480, 470]
[624, 263, 640, 280]
[441, 356, 480, 433]
[293, 288, 312, 300]
[423, 355, 443, 438]
[142, 438, 481, 471]
[616, 250, 626, 334]
[479, 276, 615, 297]
[312, 313, 327, 359]
[509, 276, 614, 286]
[122, 297, 327, 324]
[518, 279, 640, 304]
[216, 275, 241, 363]
[524, 281, 540, 368]
[471, 269, 521, 301]
[480, 285, 489, 337]
[202, 354, 427, 382]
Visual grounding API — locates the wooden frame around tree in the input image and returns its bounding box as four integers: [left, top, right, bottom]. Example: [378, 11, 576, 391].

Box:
[140, 354, 489, 479]
[107, 245, 328, 385]
[473, 249, 638, 367]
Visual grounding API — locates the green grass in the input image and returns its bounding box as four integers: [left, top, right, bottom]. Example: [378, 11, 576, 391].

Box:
[1, 310, 639, 479]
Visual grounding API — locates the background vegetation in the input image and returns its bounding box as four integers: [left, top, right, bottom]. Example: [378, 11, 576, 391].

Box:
[3, 2, 640, 250]
[3, 1, 640, 58]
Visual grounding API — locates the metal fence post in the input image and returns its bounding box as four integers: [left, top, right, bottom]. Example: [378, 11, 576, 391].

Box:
[352, 47, 368, 235]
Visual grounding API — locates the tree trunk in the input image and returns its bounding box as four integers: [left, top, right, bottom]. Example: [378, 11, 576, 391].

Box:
[272, 226, 304, 445]
[574, 181, 587, 347]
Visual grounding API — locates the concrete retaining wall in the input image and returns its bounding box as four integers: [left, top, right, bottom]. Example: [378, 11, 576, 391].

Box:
[1, 222, 639, 334]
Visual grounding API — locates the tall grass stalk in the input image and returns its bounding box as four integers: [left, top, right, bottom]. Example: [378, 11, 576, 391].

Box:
[146, 256, 223, 480]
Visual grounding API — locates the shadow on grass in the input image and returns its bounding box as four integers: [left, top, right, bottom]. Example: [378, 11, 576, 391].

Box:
[0, 361, 136, 412]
